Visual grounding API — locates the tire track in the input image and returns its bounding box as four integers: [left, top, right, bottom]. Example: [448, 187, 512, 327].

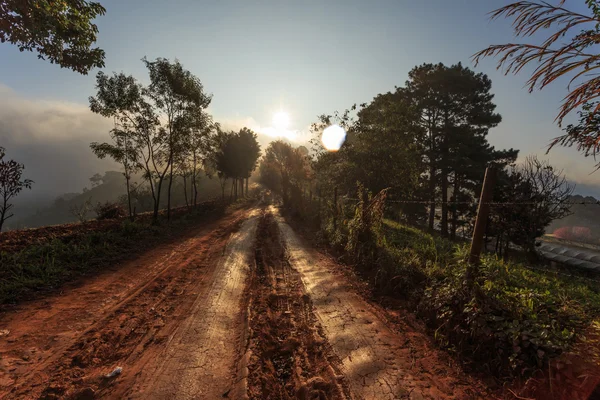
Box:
[128, 208, 260, 399]
[272, 206, 488, 400]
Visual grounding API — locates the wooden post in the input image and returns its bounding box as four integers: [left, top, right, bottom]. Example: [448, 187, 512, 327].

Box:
[468, 167, 496, 266]
[333, 186, 338, 231]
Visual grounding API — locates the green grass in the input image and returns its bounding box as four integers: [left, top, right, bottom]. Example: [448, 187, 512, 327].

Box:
[0, 204, 224, 305]
[375, 218, 600, 378]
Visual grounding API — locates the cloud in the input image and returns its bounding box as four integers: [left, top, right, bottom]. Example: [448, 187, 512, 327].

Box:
[0, 84, 117, 199]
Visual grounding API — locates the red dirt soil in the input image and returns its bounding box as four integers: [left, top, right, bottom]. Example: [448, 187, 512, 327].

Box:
[0, 205, 251, 399]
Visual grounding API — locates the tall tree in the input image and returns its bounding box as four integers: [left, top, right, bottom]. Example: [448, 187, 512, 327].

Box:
[0, 147, 33, 232]
[142, 57, 212, 220]
[473, 1, 600, 168]
[0, 0, 106, 74]
[406, 63, 502, 236]
[90, 59, 212, 222]
[89, 72, 146, 220]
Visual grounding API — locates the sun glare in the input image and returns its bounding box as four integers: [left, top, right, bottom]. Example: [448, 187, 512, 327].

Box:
[321, 125, 346, 151]
[273, 111, 290, 130]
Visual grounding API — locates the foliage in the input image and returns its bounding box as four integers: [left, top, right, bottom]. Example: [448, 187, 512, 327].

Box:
[0, 147, 33, 232]
[377, 219, 600, 378]
[0, 0, 106, 74]
[89, 58, 213, 222]
[69, 197, 93, 222]
[473, 1, 600, 168]
[345, 184, 388, 264]
[94, 201, 127, 220]
[211, 127, 261, 201]
[491, 155, 574, 259]
[310, 63, 516, 235]
[259, 140, 310, 209]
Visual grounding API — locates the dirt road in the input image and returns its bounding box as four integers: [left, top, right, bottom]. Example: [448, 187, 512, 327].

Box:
[0, 204, 490, 399]
[0, 207, 256, 399]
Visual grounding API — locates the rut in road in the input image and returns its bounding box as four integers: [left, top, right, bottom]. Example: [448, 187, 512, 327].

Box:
[127, 208, 260, 399]
[246, 210, 349, 400]
[272, 206, 490, 400]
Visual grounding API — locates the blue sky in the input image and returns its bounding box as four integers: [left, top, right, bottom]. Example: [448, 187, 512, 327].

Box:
[0, 0, 599, 197]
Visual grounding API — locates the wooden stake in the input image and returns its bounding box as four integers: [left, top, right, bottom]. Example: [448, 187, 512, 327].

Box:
[468, 167, 496, 266]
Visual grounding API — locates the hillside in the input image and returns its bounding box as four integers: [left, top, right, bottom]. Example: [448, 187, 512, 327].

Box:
[5, 171, 226, 230]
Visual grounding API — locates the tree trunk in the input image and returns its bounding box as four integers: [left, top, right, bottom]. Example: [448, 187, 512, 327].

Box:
[450, 175, 459, 239]
[183, 174, 189, 207]
[167, 160, 174, 220]
[428, 165, 436, 231]
[153, 177, 164, 224]
[440, 113, 449, 237]
[246, 177, 249, 194]
[125, 175, 133, 221]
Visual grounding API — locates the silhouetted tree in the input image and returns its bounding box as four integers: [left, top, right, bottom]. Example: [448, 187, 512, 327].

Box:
[406, 63, 502, 236]
[0, 0, 106, 74]
[259, 141, 309, 207]
[0, 147, 33, 232]
[492, 156, 574, 260]
[142, 57, 212, 219]
[90, 59, 212, 222]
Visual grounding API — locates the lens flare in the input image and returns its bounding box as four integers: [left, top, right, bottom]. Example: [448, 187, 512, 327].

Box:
[321, 125, 346, 151]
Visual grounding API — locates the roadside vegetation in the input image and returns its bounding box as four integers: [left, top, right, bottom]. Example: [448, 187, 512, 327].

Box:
[0, 201, 227, 305]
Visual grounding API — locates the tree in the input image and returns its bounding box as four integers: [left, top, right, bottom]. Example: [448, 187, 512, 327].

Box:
[473, 1, 600, 168]
[0, 0, 106, 74]
[89, 173, 103, 188]
[236, 127, 261, 196]
[90, 72, 144, 220]
[406, 63, 502, 236]
[0, 147, 33, 232]
[259, 141, 309, 208]
[492, 155, 574, 259]
[211, 128, 234, 202]
[210, 127, 260, 201]
[69, 197, 93, 222]
[142, 57, 212, 220]
[89, 59, 212, 223]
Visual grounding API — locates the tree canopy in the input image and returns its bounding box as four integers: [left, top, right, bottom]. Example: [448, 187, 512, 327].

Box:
[0, 0, 106, 74]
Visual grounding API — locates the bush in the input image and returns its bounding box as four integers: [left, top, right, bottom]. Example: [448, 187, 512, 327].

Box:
[94, 202, 127, 220]
[380, 220, 600, 379]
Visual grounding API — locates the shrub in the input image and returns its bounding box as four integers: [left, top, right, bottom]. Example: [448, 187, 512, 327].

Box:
[94, 202, 127, 220]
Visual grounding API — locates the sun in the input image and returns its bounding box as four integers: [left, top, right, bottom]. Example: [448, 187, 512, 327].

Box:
[272, 111, 290, 130]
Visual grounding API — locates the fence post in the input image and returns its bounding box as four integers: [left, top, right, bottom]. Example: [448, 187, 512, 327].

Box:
[468, 167, 496, 267]
[333, 186, 338, 231]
